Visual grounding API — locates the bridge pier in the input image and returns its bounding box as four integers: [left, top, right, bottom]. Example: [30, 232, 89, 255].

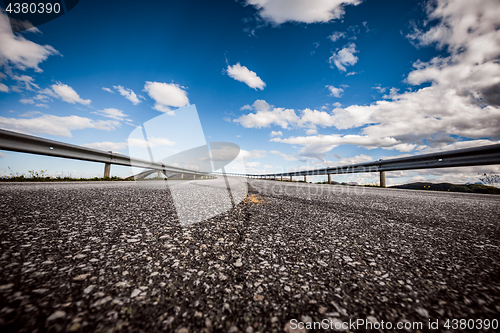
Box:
[280, 176, 283, 181]
[104, 163, 111, 178]
[328, 174, 331, 184]
[380, 171, 386, 187]
[304, 175, 307, 183]
[290, 176, 293, 182]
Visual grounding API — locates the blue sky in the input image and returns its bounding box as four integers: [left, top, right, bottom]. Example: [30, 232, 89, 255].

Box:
[0, 0, 499, 185]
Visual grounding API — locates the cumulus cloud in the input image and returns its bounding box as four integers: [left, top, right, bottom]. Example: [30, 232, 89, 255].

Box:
[0, 114, 119, 137]
[113, 85, 141, 105]
[0, 83, 8, 92]
[0, 10, 59, 72]
[270, 130, 282, 137]
[245, 0, 362, 25]
[235, 99, 341, 130]
[93, 108, 127, 121]
[329, 43, 358, 71]
[102, 87, 113, 93]
[143, 81, 189, 114]
[326, 85, 344, 97]
[271, 134, 410, 156]
[226, 63, 266, 90]
[51, 82, 91, 105]
[235, 0, 500, 160]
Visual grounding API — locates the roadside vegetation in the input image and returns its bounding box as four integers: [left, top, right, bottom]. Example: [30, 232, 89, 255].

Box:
[1, 169, 133, 182]
[391, 182, 500, 195]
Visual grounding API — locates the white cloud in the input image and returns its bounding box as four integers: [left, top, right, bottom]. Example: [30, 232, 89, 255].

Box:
[51, 82, 91, 105]
[33, 91, 54, 101]
[113, 85, 141, 105]
[382, 87, 399, 99]
[12, 75, 39, 91]
[128, 137, 176, 148]
[372, 85, 386, 93]
[102, 87, 113, 93]
[326, 85, 344, 97]
[19, 111, 41, 117]
[236, 106, 299, 129]
[0, 10, 59, 72]
[321, 154, 375, 167]
[83, 141, 128, 151]
[36, 103, 48, 108]
[239, 149, 267, 160]
[249, 0, 500, 157]
[143, 81, 189, 114]
[270, 130, 282, 137]
[271, 134, 408, 157]
[0, 114, 119, 137]
[83, 137, 176, 152]
[245, 161, 261, 168]
[235, 100, 342, 130]
[306, 129, 318, 135]
[328, 31, 346, 42]
[19, 98, 34, 104]
[245, 0, 362, 25]
[329, 43, 358, 71]
[270, 150, 297, 161]
[226, 63, 266, 90]
[0, 83, 8, 92]
[93, 108, 127, 121]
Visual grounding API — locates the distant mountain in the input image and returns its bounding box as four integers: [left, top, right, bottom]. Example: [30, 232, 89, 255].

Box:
[391, 182, 500, 195]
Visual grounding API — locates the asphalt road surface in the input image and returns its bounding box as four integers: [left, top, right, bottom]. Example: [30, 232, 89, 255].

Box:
[0, 179, 499, 332]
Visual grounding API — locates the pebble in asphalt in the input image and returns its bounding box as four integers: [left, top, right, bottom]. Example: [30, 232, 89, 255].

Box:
[0, 178, 499, 332]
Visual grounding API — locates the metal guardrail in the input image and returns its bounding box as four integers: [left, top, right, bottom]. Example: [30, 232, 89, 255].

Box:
[256, 143, 500, 177]
[1, 128, 499, 185]
[0, 128, 208, 177]
[212, 142, 500, 187]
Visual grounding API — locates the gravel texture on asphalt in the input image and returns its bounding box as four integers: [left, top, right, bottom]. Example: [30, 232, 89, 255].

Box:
[0, 179, 499, 332]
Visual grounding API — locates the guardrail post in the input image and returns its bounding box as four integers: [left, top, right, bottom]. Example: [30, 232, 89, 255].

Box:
[304, 175, 307, 183]
[328, 174, 331, 184]
[104, 163, 110, 178]
[290, 175, 293, 182]
[380, 171, 386, 188]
